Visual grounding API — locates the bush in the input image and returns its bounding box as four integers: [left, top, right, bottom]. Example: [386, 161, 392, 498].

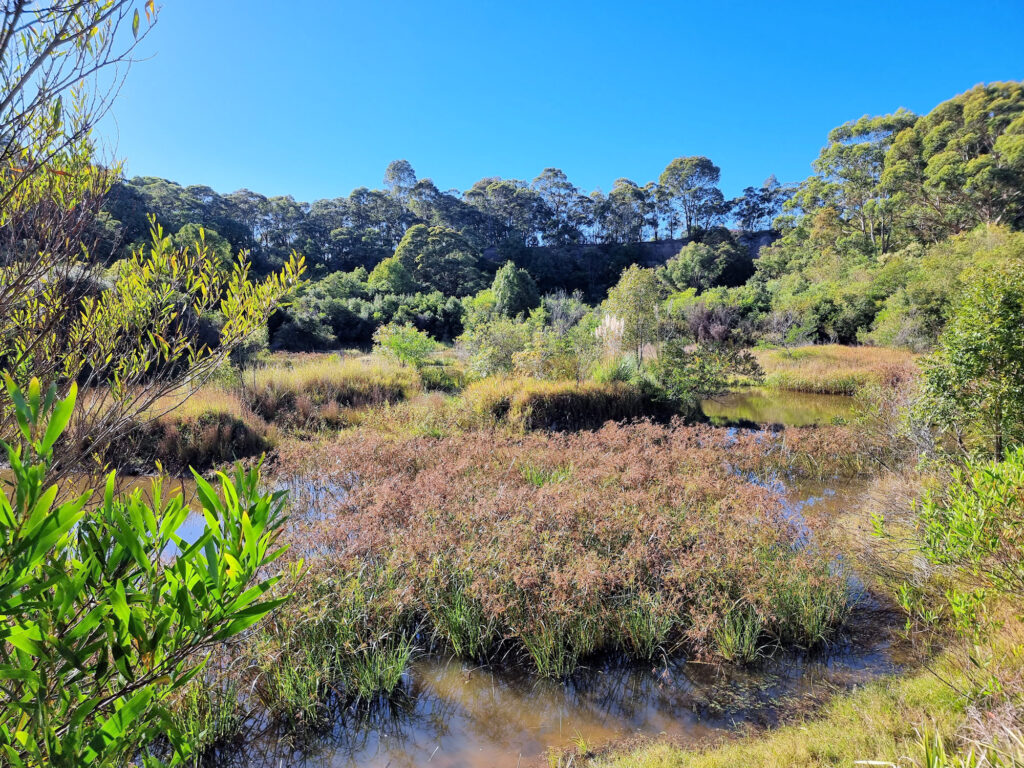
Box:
[372, 322, 441, 368]
[918, 261, 1024, 458]
[0, 378, 289, 766]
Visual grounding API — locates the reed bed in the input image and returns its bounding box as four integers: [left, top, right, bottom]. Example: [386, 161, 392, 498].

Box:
[352, 378, 662, 436]
[109, 386, 274, 473]
[269, 422, 858, 675]
[461, 376, 660, 431]
[172, 420, 868, 750]
[752, 345, 918, 395]
[241, 354, 421, 428]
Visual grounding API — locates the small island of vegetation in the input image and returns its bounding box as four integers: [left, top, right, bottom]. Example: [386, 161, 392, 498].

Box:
[1, 4, 1024, 768]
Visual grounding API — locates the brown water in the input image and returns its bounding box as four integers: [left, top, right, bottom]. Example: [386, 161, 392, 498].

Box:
[700, 388, 855, 427]
[207, 479, 904, 768]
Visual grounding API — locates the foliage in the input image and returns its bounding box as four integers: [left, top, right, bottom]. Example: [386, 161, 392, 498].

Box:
[372, 322, 441, 368]
[658, 156, 727, 235]
[391, 224, 486, 296]
[492, 260, 540, 317]
[918, 260, 1024, 458]
[0, 378, 290, 766]
[602, 265, 662, 363]
[885, 82, 1024, 239]
[650, 341, 763, 412]
[917, 448, 1024, 604]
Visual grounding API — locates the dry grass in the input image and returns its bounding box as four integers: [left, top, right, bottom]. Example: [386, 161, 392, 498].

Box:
[242, 354, 421, 428]
[752, 345, 918, 395]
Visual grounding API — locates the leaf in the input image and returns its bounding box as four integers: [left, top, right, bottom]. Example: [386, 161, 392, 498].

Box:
[39, 383, 77, 454]
[132, 9, 140, 38]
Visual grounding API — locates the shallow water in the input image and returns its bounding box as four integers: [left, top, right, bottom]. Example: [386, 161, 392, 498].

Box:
[700, 388, 855, 427]
[208, 479, 904, 768]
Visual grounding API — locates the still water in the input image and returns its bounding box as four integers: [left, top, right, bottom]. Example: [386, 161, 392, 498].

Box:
[210, 480, 903, 768]
[700, 388, 855, 427]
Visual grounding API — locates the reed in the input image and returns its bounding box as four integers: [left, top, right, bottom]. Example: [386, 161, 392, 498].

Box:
[242, 354, 421, 428]
[752, 345, 918, 395]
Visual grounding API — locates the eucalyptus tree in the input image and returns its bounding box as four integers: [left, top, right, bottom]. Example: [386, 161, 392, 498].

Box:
[884, 82, 1024, 240]
[659, 156, 725, 236]
[383, 158, 417, 204]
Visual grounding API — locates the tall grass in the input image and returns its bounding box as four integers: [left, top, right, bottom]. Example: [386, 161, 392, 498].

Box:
[111, 385, 274, 472]
[752, 345, 918, 395]
[462, 376, 659, 431]
[242, 354, 421, 429]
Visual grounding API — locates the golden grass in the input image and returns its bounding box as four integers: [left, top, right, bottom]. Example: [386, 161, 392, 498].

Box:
[145, 386, 249, 421]
[752, 345, 919, 395]
[243, 354, 421, 428]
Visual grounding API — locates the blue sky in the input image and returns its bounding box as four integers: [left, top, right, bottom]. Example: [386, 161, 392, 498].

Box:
[98, 0, 1024, 202]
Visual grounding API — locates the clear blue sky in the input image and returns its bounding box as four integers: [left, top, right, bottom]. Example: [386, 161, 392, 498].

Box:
[98, 0, 1024, 202]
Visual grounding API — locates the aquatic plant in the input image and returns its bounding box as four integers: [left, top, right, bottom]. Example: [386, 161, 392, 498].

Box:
[271, 421, 858, 680]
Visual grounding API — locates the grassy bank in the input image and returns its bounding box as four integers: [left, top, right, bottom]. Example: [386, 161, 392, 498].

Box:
[589, 659, 963, 768]
[110, 388, 273, 473]
[752, 345, 918, 395]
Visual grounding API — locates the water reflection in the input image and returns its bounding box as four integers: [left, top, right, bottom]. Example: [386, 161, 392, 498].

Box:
[700, 388, 854, 427]
[214, 632, 899, 768]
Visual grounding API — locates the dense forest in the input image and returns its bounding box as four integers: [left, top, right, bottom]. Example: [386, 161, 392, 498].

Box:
[95, 81, 1024, 355]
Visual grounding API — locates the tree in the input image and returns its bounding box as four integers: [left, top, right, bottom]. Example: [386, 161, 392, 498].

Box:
[532, 168, 589, 245]
[885, 82, 1024, 240]
[659, 157, 725, 235]
[392, 224, 485, 296]
[919, 259, 1024, 459]
[602, 265, 662, 364]
[367, 254, 420, 294]
[0, 379, 290, 766]
[732, 175, 789, 231]
[660, 242, 726, 293]
[383, 159, 417, 204]
[650, 341, 762, 413]
[0, 5, 305, 478]
[492, 261, 540, 317]
[794, 110, 918, 256]
[171, 223, 232, 269]
[373, 322, 440, 368]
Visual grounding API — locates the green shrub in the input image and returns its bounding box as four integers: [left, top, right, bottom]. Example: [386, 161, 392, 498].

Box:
[373, 322, 441, 368]
[0, 378, 290, 766]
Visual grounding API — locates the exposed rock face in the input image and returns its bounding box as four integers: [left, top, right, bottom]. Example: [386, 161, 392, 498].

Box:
[483, 230, 779, 269]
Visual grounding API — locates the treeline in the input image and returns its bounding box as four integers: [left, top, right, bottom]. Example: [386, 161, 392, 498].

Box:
[98, 157, 786, 277]
[97, 81, 1024, 355]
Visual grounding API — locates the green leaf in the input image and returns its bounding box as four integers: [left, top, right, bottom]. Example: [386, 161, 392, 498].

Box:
[39, 383, 77, 454]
